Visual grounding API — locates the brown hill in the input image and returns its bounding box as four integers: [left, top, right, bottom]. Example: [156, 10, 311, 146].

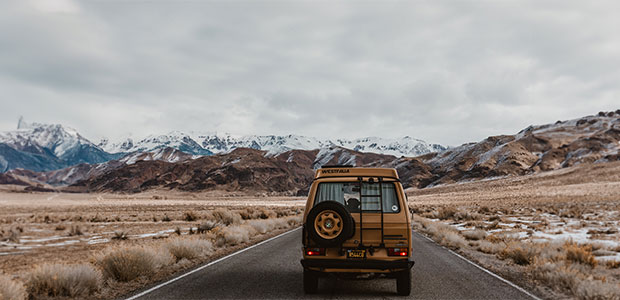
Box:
[72, 147, 397, 194]
[417, 110, 620, 187]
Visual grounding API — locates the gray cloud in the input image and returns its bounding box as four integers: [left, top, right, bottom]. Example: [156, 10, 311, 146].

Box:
[0, 0, 619, 146]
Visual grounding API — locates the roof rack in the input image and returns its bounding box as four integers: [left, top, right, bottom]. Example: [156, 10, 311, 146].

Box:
[321, 165, 354, 168]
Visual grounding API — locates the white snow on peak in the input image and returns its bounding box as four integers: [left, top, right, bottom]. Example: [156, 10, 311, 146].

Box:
[101, 132, 445, 158]
[1, 118, 96, 157]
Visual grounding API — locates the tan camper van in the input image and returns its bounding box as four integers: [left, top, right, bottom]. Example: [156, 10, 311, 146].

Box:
[300, 166, 414, 295]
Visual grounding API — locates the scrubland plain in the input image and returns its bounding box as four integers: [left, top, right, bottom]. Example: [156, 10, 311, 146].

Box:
[0, 190, 305, 299]
[408, 161, 620, 299]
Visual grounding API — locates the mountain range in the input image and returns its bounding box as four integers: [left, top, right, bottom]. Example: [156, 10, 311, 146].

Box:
[0, 117, 444, 173]
[2, 110, 619, 194]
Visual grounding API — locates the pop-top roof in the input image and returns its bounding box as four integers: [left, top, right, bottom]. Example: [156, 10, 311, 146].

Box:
[314, 167, 399, 180]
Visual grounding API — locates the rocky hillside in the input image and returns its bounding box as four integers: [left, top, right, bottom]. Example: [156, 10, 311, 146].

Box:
[416, 110, 620, 187]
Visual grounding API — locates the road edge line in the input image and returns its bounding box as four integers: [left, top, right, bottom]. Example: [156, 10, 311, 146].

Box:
[417, 233, 541, 300]
[125, 227, 302, 300]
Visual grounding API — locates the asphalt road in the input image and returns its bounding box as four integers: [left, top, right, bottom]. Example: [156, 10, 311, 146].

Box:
[132, 228, 536, 300]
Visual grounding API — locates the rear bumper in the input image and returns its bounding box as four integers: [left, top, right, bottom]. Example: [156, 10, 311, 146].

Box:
[300, 258, 415, 270]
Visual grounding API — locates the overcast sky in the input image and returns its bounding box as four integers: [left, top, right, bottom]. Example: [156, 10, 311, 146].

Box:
[1, 0, 619, 146]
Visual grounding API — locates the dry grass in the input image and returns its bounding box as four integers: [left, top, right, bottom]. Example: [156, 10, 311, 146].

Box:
[212, 209, 242, 225]
[183, 211, 198, 222]
[0, 192, 305, 299]
[477, 240, 503, 254]
[563, 242, 597, 267]
[165, 238, 213, 261]
[604, 260, 620, 269]
[575, 279, 620, 300]
[68, 225, 83, 236]
[0, 275, 26, 300]
[499, 242, 538, 265]
[462, 229, 487, 240]
[413, 216, 466, 249]
[197, 221, 217, 233]
[26, 264, 101, 298]
[95, 246, 170, 282]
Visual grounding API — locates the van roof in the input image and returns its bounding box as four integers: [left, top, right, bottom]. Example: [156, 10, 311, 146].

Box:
[314, 167, 399, 180]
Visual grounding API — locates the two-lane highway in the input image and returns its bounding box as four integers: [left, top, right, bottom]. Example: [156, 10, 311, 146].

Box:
[129, 228, 536, 299]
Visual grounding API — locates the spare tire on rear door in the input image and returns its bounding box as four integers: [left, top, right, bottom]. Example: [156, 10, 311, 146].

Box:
[305, 201, 354, 247]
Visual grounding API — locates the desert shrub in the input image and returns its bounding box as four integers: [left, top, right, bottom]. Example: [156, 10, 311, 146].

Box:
[575, 279, 620, 300]
[239, 208, 254, 220]
[197, 221, 217, 233]
[162, 215, 171, 222]
[531, 261, 580, 293]
[286, 215, 302, 226]
[563, 242, 597, 267]
[6, 230, 20, 243]
[478, 206, 490, 214]
[216, 225, 254, 246]
[112, 231, 128, 240]
[499, 242, 538, 265]
[604, 260, 620, 269]
[54, 225, 66, 231]
[183, 212, 198, 222]
[454, 210, 482, 221]
[436, 206, 457, 220]
[68, 225, 83, 236]
[461, 229, 487, 240]
[485, 221, 501, 230]
[165, 238, 213, 261]
[26, 264, 101, 297]
[212, 209, 241, 225]
[0, 274, 26, 300]
[96, 246, 170, 282]
[477, 241, 504, 254]
[440, 231, 467, 249]
[246, 218, 290, 234]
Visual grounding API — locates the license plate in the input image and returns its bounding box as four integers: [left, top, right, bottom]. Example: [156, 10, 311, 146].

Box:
[347, 249, 366, 259]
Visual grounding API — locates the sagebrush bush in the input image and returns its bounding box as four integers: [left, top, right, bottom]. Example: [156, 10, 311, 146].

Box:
[575, 278, 620, 300]
[436, 206, 457, 220]
[462, 229, 486, 240]
[212, 209, 241, 225]
[216, 225, 253, 246]
[165, 238, 213, 261]
[530, 261, 579, 293]
[96, 246, 170, 282]
[563, 242, 597, 267]
[0, 274, 26, 300]
[499, 242, 538, 265]
[183, 212, 198, 222]
[440, 231, 467, 249]
[26, 264, 101, 297]
[477, 240, 503, 254]
[197, 221, 217, 233]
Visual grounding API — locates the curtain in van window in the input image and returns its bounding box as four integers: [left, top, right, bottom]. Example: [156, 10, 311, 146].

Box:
[316, 183, 344, 205]
[361, 183, 400, 212]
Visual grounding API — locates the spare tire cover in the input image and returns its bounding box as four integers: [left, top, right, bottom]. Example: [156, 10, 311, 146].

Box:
[305, 201, 354, 247]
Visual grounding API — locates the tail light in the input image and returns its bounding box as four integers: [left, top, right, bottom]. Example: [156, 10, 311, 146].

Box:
[387, 248, 408, 257]
[305, 247, 325, 256]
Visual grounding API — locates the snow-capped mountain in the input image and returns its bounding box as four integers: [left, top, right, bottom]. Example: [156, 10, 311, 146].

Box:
[0, 118, 121, 172]
[98, 131, 212, 156]
[1, 118, 445, 173]
[100, 133, 445, 158]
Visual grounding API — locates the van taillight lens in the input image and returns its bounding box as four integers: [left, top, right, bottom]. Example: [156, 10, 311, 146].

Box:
[305, 247, 325, 256]
[387, 248, 408, 256]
